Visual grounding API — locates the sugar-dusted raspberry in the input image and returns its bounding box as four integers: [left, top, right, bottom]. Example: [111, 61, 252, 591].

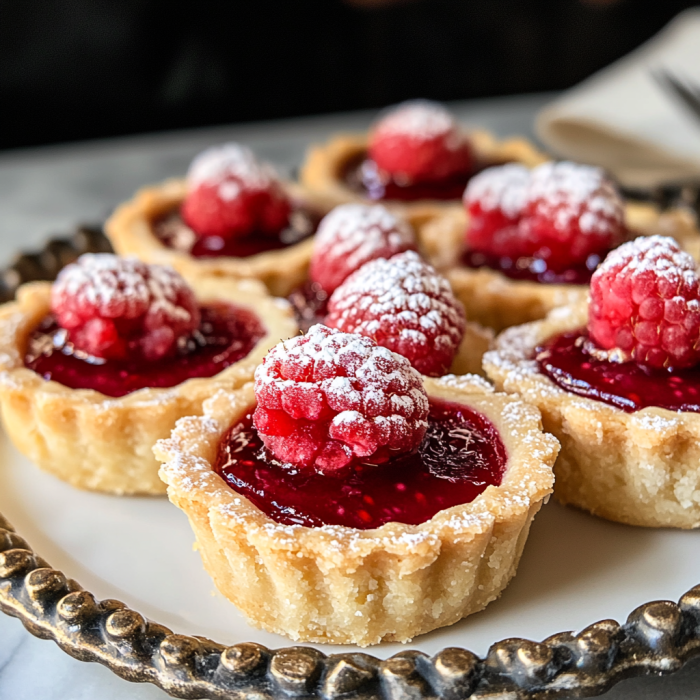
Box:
[464, 161, 626, 271]
[253, 325, 428, 474]
[309, 203, 416, 294]
[519, 161, 626, 270]
[464, 163, 531, 259]
[368, 101, 473, 184]
[589, 236, 700, 369]
[51, 254, 200, 362]
[181, 143, 291, 239]
[325, 251, 466, 376]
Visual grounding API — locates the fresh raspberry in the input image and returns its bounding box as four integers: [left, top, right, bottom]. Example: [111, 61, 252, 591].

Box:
[588, 236, 700, 369]
[253, 325, 429, 474]
[51, 254, 200, 362]
[325, 251, 466, 377]
[309, 204, 416, 295]
[368, 101, 473, 184]
[464, 164, 531, 259]
[519, 162, 626, 270]
[464, 161, 626, 271]
[181, 143, 291, 240]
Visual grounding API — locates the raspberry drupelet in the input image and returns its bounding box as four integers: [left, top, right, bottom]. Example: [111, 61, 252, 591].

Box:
[368, 101, 473, 185]
[309, 203, 416, 295]
[51, 254, 200, 362]
[253, 325, 429, 474]
[325, 251, 466, 376]
[588, 236, 700, 370]
[464, 161, 626, 274]
[181, 143, 291, 240]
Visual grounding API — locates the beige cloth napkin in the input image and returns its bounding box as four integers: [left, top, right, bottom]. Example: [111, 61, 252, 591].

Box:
[537, 8, 700, 188]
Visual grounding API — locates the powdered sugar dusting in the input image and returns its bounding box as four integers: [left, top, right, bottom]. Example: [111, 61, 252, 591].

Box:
[53, 254, 194, 324]
[254, 324, 429, 471]
[326, 251, 466, 376]
[527, 161, 624, 235]
[595, 235, 697, 284]
[373, 100, 458, 142]
[463, 163, 530, 218]
[315, 204, 415, 270]
[187, 143, 278, 192]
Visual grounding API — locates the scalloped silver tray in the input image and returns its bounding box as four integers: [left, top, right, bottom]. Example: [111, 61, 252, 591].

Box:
[1, 230, 700, 700]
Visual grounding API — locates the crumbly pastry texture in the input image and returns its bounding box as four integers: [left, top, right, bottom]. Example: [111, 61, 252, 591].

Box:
[155, 375, 557, 646]
[422, 202, 700, 333]
[105, 178, 333, 297]
[484, 301, 700, 529]
[299, 130, 549, 232]
[0, 277, 298, 495]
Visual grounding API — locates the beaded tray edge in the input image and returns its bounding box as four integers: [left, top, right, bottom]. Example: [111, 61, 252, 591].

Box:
[1, 228, 700, 700]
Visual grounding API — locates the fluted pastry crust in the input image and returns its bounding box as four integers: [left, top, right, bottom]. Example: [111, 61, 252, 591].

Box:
[484, 301, 700, 529]
[155, 374, 558, 646]
[106, 179, 334, 297]
[0, 277, 298, 495]
[423, 203, 700, 333]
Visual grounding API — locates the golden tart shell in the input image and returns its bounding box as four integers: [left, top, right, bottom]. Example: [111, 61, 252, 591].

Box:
[154, 374, 558, 646]
[105, 179, 333, 297]
[484, 301, 700, 529]
[421, 203, 700, 333]
[299, 130, 548, 232]
[0, 277, 298, 495]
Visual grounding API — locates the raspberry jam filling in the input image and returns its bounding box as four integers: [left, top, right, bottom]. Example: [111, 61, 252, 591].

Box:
[153, 207, 320, 259]
[343, 153, 475, 202]
[462, 250, 605, 285]
[25, 303, 265, 398]
[536, 329, 700, 413]
[215, 398, 507, 529]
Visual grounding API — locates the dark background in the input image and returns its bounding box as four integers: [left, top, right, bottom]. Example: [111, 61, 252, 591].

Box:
[0, 0, 697, 151]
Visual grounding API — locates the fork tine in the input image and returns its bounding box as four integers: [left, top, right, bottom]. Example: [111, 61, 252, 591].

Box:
[652, 69, 700, 125]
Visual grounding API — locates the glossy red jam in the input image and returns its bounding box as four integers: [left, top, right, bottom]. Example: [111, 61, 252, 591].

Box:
[537, 329, 700, 412]
[214, 398, 507, 529]
[462, 250, 604, 285]
[153, 207, 320, 259]
[25, 304, 265, 398]
[343, 153, 475, 202]
[287, 281, 329, 332]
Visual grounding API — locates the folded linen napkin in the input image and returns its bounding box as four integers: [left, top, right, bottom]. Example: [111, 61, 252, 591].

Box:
[537, 8, 700, 188]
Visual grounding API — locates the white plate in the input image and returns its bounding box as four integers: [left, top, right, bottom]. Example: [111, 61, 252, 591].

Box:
[1, 426, 698, 659]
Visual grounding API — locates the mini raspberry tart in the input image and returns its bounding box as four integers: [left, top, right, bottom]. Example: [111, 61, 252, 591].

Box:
[106, 143, 333, 296]
[484, 236, 700, 529]
[0, 253, 297, 495]
[422, 161, 700, 332]
[300, 100, 548, 232]
[155, 326, 557, 645]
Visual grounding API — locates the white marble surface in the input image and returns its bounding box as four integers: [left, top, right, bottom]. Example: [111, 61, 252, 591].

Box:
[2, 93, 700, 699]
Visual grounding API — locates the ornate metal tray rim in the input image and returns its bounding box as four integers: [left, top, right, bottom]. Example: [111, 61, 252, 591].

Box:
[2, 227, 700, 700]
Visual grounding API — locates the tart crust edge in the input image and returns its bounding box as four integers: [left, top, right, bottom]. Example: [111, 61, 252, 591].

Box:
[154, 374, 557, 646]
[484, 301, 700, 528]
[0, 277, 298, 495]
